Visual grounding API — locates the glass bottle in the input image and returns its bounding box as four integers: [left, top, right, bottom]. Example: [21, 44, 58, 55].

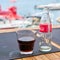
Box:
[39, 7, 52, 52]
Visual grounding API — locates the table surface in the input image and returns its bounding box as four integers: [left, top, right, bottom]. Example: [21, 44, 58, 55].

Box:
[0, 25, 60, 60]
[15, 52, 60, 60]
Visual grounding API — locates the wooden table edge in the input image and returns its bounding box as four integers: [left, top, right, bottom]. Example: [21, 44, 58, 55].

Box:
[0, 25, 60, 33]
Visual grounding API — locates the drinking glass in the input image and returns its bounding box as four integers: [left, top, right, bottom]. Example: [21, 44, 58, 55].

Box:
[16, 30, 36, 54]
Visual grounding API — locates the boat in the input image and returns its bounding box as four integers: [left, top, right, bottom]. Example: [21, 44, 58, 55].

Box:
[0, 5, 27, 29]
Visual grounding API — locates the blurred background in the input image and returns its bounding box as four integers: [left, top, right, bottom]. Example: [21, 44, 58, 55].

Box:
[0, 0, 60, 25]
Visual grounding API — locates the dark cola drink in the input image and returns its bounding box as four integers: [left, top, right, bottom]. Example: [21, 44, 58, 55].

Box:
[17, 36, 35, 54]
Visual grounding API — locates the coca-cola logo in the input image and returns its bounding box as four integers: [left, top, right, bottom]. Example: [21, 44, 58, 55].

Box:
[39, 24, 52, 33]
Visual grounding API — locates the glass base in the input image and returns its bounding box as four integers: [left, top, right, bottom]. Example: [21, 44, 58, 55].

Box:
[9, 50, 33, 58]
[20, 51, 33, 54]
[40, 46, 52, 52]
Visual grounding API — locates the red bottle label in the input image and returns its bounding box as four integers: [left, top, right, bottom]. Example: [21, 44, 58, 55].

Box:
[39, 24, 52, 33]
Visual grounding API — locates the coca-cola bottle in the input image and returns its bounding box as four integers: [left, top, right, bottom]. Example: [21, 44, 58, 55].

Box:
[39, 7, 52, 52]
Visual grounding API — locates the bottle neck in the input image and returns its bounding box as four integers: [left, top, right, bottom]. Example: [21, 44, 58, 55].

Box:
[40, 8, 51, 24]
